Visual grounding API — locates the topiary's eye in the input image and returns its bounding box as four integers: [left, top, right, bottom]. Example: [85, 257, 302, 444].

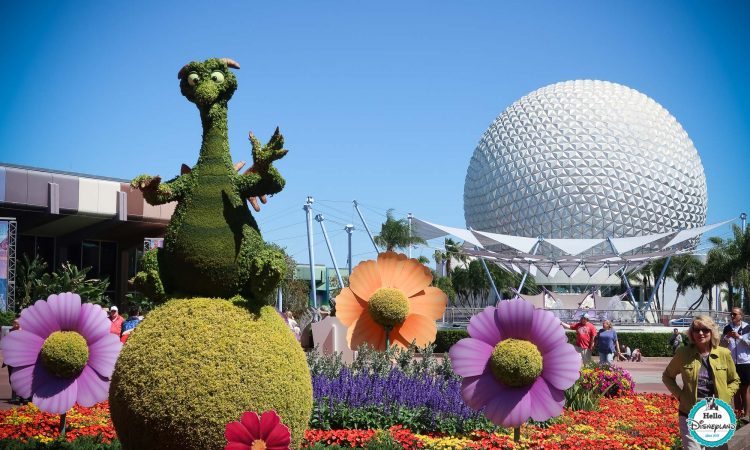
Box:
[210, 71, 225, 83]
[187, 73, 200, 86]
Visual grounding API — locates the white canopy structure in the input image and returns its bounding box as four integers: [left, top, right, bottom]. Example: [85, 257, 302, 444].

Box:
[413, 217, 736, 276]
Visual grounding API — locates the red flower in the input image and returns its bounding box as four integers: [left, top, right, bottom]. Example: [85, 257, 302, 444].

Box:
[225, 410, 291, 450]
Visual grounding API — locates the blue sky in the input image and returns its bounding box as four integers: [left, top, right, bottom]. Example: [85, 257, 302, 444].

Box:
[1, 1, 748, 267]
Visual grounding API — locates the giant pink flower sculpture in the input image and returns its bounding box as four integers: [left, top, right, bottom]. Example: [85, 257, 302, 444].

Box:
[449, 299, 580, 427]
[0, 293, 122, 414]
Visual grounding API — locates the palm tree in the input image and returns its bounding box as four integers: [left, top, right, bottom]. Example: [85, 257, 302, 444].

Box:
[629, 257, 675, 318]
[444, 238, 469, 275]
[373, 209, 426, 252]
[668, 255, 702, 317]
[433, 249, 446, 276]
[707, 224, 750, 312]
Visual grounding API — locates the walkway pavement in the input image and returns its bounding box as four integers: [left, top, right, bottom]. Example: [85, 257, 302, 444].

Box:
[617, 357, 672, 394]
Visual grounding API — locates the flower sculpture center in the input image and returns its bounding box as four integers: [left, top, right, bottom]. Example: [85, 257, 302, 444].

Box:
[368, 287, 410, 327]
[40, 331, 90, 379]
[251, 440, 267, 450]
[489, 338, 543, 388]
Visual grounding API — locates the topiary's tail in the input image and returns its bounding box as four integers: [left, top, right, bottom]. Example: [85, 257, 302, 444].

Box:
[131, 249, 167, 304]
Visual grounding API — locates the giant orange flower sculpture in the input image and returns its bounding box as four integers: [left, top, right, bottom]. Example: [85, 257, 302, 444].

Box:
[336, 251, 447, 351]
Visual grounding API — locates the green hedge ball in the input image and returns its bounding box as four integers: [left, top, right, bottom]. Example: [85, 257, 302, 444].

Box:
[109, 299, 312, 450]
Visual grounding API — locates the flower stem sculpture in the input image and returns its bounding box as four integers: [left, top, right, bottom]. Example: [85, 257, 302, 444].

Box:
[449, 299, 580, 432]
[0, 292, 122, 435]
[335, 251, 447, 350]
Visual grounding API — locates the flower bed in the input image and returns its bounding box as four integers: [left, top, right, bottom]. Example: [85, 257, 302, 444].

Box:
[0, 394, 678, 449]
[579, 363, 635, 397]
[0, 402, 115, 444]
[304, 394, 678, 449]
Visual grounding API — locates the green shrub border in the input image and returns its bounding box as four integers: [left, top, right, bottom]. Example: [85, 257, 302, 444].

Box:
[434, 329, 677, 357]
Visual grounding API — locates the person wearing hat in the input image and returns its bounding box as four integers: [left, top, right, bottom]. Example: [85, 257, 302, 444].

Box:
[561, 313, 598, 364]
[108, 305, 124, 336]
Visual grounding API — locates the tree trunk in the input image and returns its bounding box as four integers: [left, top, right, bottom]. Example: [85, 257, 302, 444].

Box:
[670, 291, 680, 318]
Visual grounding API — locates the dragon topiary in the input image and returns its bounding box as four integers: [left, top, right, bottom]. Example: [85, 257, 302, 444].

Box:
[111, 58, 312, 450]
[131, 57, 287, 302]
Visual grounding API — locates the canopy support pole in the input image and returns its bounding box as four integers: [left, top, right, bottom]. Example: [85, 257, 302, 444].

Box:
[353, 200, 380, 254]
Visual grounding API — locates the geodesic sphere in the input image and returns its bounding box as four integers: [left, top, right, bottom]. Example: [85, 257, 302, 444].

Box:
[463, 80, 707, 248]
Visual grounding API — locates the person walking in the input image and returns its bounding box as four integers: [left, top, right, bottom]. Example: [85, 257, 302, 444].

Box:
[669, 328, 684, 356]
[663, 315, 739, 450]
[561, 313, 597, 364]
[721, 307, 750, 419]
[595, 320, 621, 364]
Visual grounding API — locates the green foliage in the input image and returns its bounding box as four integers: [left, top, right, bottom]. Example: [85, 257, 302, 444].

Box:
[130, 250, 165, 304]
[123, 292, 156, 315]
[0, 310, 16, 326]
[433, 329, 469, 353]
[109, 299, 312, 450]
[564, 379, 604, 412]
[374, 209, 426, 252]
[0, 436, 121, 450]
[450, 260, 536, 307]
[705, 224, 750, 312]
[129, 58, 288, 304]
[432, 276, 456, 303]
[16, 255, 110, 310]
[256, 244, 310, 317]
[17, 254, 48, 311]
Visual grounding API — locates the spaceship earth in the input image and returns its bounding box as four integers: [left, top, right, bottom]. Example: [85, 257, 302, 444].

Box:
[463, 80, 707, 252]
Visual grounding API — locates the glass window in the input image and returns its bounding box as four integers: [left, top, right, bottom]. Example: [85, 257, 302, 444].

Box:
[100, 242, 117, 283]
[67, 242, 82, 267]
[81, 241, 100, 278]
[36, 237, 54, 272]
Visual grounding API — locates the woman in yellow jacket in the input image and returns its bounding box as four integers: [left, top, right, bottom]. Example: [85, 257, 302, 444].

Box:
[663, 315, 739, 449]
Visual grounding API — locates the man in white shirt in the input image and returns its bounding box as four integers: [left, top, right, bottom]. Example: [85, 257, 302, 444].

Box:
[722, 307, 750, 419]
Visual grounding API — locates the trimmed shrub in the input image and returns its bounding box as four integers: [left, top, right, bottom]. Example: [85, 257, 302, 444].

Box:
[434, 329, 675, 357]
[109, 299, 312, 450]
[433, 329, 468, 353]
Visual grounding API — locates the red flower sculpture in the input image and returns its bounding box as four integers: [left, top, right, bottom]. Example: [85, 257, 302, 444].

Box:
[225, 410, 291, 450]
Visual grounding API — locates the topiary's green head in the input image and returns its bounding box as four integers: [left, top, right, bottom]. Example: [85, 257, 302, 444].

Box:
[178, 58, 240, 109]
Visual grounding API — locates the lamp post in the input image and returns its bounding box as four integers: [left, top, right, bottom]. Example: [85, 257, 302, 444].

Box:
[303, 197, 317, 310]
